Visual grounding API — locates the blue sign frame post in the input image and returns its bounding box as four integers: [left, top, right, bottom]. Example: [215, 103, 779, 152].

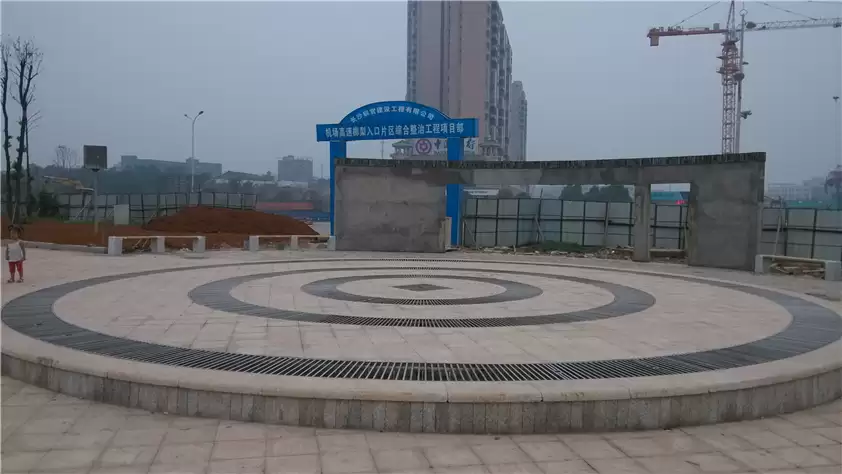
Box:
[317, 101, 478, 247]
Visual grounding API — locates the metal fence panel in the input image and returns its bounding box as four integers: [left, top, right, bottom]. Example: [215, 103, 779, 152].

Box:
[460, 198, 840, 259]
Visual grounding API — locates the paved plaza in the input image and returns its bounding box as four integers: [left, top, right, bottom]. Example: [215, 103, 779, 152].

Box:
[2, 376, 841, 474]
[1, 248, 841, 472]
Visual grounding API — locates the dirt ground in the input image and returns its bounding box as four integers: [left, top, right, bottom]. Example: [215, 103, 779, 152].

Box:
[1, 207, 317, 251]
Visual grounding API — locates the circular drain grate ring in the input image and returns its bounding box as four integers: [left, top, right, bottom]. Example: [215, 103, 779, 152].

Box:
[300, 274, 543, 306]
[189, 266, 655, 327]
[2, 258, 841, 381]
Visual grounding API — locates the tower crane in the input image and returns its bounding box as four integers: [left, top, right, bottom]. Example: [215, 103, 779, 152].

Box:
[647, 0, 841, 155]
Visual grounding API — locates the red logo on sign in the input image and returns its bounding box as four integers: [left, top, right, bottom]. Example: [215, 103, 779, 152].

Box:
[415, 138, 432, 155]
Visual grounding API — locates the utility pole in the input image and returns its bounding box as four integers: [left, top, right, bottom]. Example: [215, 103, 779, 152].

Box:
[184, 110, 204, 193]
[834, 95, 841, 168]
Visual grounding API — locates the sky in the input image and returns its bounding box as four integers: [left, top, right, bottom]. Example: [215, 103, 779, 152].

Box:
[2, 1, 841, 183]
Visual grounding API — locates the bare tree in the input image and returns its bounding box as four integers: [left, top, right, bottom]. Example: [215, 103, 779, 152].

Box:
[1, 40, 11, 219]
[53, 145, 78, 169]
[25, 109, 42, 215]
[10, 38, 42, 223]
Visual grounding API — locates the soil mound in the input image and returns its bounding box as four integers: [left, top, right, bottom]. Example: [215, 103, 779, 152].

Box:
[144, 206, 317, 236]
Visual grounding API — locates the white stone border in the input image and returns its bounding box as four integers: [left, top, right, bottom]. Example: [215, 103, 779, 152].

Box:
[2, 256, 841, 433]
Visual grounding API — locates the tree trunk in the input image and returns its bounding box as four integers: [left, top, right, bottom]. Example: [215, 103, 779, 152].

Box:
[1, 43, 11, 220]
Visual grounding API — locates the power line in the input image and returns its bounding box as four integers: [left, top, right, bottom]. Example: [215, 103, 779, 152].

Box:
[672, 1, 721, 27]
[759, 1, 817, 20]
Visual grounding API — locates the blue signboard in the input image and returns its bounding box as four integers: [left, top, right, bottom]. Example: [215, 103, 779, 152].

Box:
[317, 120, 477, 142]
[316, 100, 479, 247]
[317, 102, 477, 142]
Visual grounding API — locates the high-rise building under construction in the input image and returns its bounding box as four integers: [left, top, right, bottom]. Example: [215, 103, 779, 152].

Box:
[406, 0, 524, 160]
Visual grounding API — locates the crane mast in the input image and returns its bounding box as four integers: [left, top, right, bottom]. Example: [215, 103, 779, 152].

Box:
[647, 1, 842, 155]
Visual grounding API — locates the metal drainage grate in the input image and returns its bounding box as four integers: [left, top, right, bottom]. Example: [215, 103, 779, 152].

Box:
[301, 273, 543, 306]
[2, 257, 841, 381]
[189, 266, 655, 327]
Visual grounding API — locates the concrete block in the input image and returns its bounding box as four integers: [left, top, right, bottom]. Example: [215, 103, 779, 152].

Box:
[714, 391, 739, 423]
[735, 389, 753, 420]
[472, 403, 487, 434]
[521, 404, 535, 434]
[754, 254, 770, 274]
[176, 387, 189, 416]
[678, 394, 705, 426]
[266, 397, 284, 424]
[241, 395, 255, 421]
[749, 386, 773, 418]
[251, 396, 266, 422]
[327, 236, 336, 251]
[290, 236, 300, 250]
[484, 403, 501, 434]
[776, 381, 798, 414]
[248, 236, 259, 252]
[546, 402, 568, 433]
[508, 403, 523, 434]
[336, 400, 351, 429]
[614, 399, 631, 431]
[372, 402, 387, 432]
[790, 378, 808, 411]
[128, 382, 141, 408]
[384, 402, 402, 432]
[107, 236, 123, 256]
[152, 237, 166, 254]
[348, 400, 362, 428]
[323, 400, 337, 429]
[229, 394, 242, 421]
[279, 397, 299, 425]
[360, 400, 375, 430]
[193, 236, 206, 253]
[137, 384, 159, 412]
[533, 403, 548, 434]
[628, 398, 660, 430]
[421, 402, 436, 433]
[570, 402, 584, 432]
[409, 402, 423, 433]
[311, 399, 326, 428]
[434, 403, 450, 433]
[186, 390, 199, 417]
[197, 390, 230, 418]
[824, 260, 841, 281]
[297, 399, 315, 427]
[458, 403, 474, 434]
[815, 370, 841, 404]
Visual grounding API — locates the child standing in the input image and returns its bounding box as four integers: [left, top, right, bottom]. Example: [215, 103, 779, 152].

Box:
[5, 225, 25, 283]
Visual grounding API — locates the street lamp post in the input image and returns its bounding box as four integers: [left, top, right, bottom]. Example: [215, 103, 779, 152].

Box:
[184, 110, 204, 193]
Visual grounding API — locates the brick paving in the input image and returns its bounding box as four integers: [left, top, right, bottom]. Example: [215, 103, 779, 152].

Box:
[2, 376, 839, 474]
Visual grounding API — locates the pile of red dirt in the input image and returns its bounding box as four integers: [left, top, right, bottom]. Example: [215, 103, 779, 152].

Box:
[0, 217, 251, 251]
[144, 206, 317, 236]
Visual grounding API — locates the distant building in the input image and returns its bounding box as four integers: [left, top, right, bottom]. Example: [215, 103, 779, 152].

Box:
[277, 155, 313, 183]
[119, 155, 222, 177]
[212, 171, 275, 186]
[407, 0, 513, 159]
[508, 81, 527, 162]
[767, 182, 811, 202]
[186, 158, 223, 178]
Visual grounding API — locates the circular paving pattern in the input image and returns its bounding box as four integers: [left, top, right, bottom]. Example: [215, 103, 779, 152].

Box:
[301, 274, 543, 306]
[189, 266, 655, 327]
[3, 258, 841, 383]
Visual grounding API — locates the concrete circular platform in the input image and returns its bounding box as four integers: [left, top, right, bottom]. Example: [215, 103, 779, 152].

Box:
[2, 250, 840, 434]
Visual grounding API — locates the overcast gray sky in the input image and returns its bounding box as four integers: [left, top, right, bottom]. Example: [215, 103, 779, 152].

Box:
[2, 1, 841, 183]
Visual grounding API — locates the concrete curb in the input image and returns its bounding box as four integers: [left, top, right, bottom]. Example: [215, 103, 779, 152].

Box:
[2, 350, 839, 434]
[1, 239, 106, 254]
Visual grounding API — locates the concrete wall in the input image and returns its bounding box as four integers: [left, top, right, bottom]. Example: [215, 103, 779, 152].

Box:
[335, 166, 448, 252]
[335, 153, 765, 270]
[687, 166, 764, 270]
